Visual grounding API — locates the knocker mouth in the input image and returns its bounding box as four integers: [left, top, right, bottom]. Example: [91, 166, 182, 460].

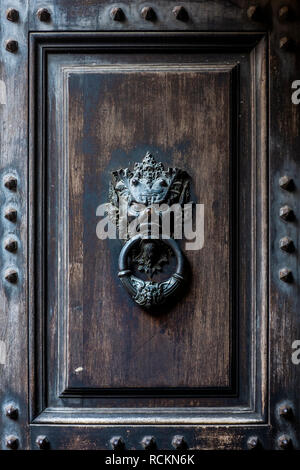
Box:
[135, 220, 161, 237]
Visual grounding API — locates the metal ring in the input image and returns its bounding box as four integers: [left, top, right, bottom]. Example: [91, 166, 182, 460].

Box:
[118, 235, 185, 308]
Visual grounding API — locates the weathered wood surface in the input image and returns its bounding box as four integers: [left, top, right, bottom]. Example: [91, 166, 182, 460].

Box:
[66, 67, 232, 389]
[0, 0, 30, 450]
[0, 0, 299, 450]
[42, 34, 265, 415]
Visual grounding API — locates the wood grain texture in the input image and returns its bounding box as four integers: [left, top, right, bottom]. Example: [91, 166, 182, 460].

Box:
[66, 66, 232, 390]
[1, 0, 297, 451]
[38, 33, 267, 415]
[24, 23, 272, 447]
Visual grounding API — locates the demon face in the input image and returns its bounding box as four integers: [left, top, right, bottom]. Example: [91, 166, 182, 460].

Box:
[109, 151, 190, 218]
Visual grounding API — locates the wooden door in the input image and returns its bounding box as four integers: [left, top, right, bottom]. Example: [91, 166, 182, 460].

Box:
[0, 0, 300, 450]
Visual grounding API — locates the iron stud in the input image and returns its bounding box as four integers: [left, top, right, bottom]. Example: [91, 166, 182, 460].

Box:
[278, 435, 292, 450]
[4, 208, 17, 223]
[278, 6, 289, 21]
[110, 7, 125, 21]
[6, 9, 19, 22]
[279, 36, 293, 50]
[247, 436, 260, 450]
[36, 435, 49, 449]
[6, 435, 19, 449]
[247, 5, 261, 21]
[110, 436, 125, 450]
[280, 237, 294, 253]
[4, 239, 18, 253]
[173, 6, 188, 21]
[141, 7, 156, 21]
[5, 268, 18, 284]
[279, 268, 293, 283]
[5, 405, 18, 420]
[280, 205, 294, 221]
[5, 40, 18, 53]
[279, 404, 293, 419]
[4, 175, 17, 191]
[141, 436, 156, 450]
[37, 8, 51, 22]
[172, 435, 187, 449]
[279, 175, 294, 191]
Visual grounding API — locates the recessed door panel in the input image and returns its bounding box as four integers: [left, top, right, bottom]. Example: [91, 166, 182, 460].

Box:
[3, 0, 299, 451]
[27, 33, 268, 418]
[64, 66, 232, 390]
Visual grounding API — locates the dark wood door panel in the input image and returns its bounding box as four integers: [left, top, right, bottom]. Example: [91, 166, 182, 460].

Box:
[28, 33, 267, 420]
[66, 66, 232, 390]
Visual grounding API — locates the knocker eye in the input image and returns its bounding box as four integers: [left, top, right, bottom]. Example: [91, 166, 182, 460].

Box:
[153, 178, 168, 189]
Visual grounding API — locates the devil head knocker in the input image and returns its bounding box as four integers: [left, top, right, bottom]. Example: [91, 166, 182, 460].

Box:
[108, 152, 191, 309]
[109, 151, 190, 225]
